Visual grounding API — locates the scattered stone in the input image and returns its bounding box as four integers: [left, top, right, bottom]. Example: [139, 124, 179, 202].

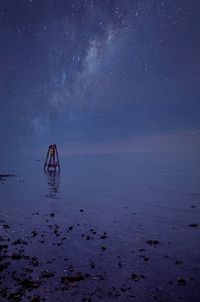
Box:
[32, 212, 39, 215]
[31, 297, 41, 302]
[61, 273, 89, 284]
[30, 257, 39, 266]
[41, 271, 55, 278]
[0, 255, 6, 261]
[131, 273, 145, 281]
[2, 224, 10, 230]
[118, 261, 122, 268]
[0, 174, 16, 179]
[80, 209, 84, 212]
[12, 239, 27, 245]
[68, 265, 74, 272]
[19, 279, 41, 289]
[146, 240, 159, 246]
[8, 291, 24, 301]
[177, 277, 186, 286]
[0, 262, 9, 272]
[11, 253, 23, 260]
[188, 224, 198, 228]
[90, 262, 95, 269]
[31, 231, 38, 237]
[101, 246, 106, 251]
[143, 256, 149, 262]
[175, 260, 183, 265]
[23, 255, 30, 260]
[0, 287, 8, 298]
[131, 273, 140, 281]
[0, 244, 8, 251]
[24, 267, 33, 273]
[57, 242, 63, 246]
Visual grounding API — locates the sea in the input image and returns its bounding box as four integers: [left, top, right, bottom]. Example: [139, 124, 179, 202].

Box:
[0, 151, 200, 301]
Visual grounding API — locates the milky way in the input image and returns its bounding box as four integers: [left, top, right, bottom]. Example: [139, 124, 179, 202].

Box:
[0, 0, 200, 154]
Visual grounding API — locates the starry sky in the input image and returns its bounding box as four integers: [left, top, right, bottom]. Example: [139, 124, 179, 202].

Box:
[0, 0, 200, 155]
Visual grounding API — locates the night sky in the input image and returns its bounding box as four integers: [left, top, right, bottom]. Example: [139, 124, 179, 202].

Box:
[0, 0, 200, 155]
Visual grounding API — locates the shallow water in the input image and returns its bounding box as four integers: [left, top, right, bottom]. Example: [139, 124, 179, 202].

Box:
[0, 152, 200, 301]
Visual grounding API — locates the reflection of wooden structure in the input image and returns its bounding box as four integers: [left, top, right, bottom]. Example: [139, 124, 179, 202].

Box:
[44, 144, 60, 171]
[44, 170, 60, 199]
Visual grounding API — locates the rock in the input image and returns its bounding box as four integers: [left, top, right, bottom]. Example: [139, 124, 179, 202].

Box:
[12, 239, 27, 245]
[0, 287, 7, 298]
[8, 291, 23, 301]
[0, 244, 8, 251]
[19, 279, 41, 289]
[146, 240, 159, 246]
[61, 273, 89, 284]
[30, 257, 39, 266]
[188, 224, 198, 228]
[90, 262, 95, 269]
[131, 273, 144, 281]
[11, 253, 23, 260]
[143, 256, 149, 262]
[177, 277, 186, 286]
[0, 255, 6, 261]
[0, 174, 16, 179]
[41, 271, 55, 278]
[31, 231, 38, 237]
[31, 297, 41, 302]
[0, 262, 9, 272]
[175, 260, 183, 265]
[23, 255, 30, 260]
[118, 261, 122, 268]
[2, 224, 10, 230]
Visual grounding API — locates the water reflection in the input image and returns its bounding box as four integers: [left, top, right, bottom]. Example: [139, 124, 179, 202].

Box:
[44, 170, 60, 199]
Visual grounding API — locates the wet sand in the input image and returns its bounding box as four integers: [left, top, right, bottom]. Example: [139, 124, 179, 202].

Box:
[0, 153, 200, 301]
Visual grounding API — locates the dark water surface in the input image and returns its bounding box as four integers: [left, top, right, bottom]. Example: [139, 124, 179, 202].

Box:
[0, 152, 200, 301]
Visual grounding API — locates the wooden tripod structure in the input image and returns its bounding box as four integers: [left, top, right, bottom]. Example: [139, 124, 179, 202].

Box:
[44, 144, 60, 171]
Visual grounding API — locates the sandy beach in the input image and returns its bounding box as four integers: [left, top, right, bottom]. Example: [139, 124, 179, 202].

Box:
[0, 152, 200, 302]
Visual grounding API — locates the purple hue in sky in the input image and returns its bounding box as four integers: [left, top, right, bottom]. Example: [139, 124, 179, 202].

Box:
[0, 0, 200, 154]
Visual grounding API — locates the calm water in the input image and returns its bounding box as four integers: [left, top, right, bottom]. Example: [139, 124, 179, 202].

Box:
[0, 152, 200, 301]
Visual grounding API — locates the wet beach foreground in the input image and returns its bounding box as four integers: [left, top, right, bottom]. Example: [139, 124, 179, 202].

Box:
[0, 153, 200, 302]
